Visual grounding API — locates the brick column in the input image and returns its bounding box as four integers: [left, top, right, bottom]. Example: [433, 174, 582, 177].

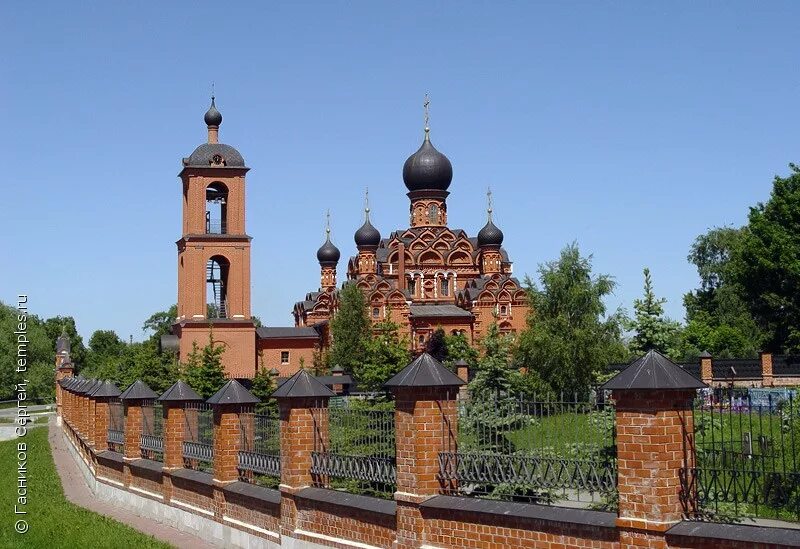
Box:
[273, 370, 334, 537]
[91, 381, 121, 452]
[87, 394, 97, 447]
[700, 351, 713, 385]
[208, 379, 260, 484]
[157, 380, 204, 503]
[386, 353, 464, 549]
[123, 401, 144, 461]
[120, 381, 160, 488]
[761, 351, 774, 387]
[55, 363, 73, 425]
[603, 350, 706, 549]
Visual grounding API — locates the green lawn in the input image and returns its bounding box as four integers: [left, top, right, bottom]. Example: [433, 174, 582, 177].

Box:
[0, 428, 172, 549]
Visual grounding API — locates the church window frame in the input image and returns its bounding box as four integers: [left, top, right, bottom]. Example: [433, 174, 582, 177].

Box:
[281, 351, 290, 364]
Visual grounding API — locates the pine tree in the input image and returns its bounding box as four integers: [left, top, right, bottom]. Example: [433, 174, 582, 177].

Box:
[329, 283, 371, 374]
[184, 330, 228, 398]
[469, 323, 515, 399]
[629, 267, 681, 356]
[425, 328, 448, 363]
[251, 366, 277, 414]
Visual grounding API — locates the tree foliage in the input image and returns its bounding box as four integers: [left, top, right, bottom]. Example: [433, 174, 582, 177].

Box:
[425, 328, 448, 363]
[681, 228, 761, 358]
[627, 268, 681, 357]
[515, 243, 628, 397]
[142, 305, 177, 342]
[183, 330, 228, 399]
[0, 302, 55, 401]
[41, 316, 86, 368]
[358, 319, 410, 392]
[444, 331, 479, 372]
[251, 366, 277, 414]
[329, 283, 371, 374]
[733, 164, 800, 352]
[469, 322, 515, 399]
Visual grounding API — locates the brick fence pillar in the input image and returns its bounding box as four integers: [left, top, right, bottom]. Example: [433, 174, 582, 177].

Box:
[55, 361, 73, 425]
[602, 350, 706, 549]
[273, 369, 335, 537]
[700, 351, 713, 385]
[87, 384, 98, 448]
[120, 381, 159, 462]
[92, 381, 121, 452]
[157, 380, 204, 503]
[208, 379, 260, 519]
[385, 353, 464, 549]
[760, 351, 774, 387]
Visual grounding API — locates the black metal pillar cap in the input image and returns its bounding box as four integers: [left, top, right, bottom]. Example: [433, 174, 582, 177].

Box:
[92, 380, 122, 398]
[157, 380, 204, 402]
[207, 379, 260, 405]
[383, 352, 465, 388]
[272, 369, 335, 398]
[119, 380, 159, 400]
[601, 349, 707, 391]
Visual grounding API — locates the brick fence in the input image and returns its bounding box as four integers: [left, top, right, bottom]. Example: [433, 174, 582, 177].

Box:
[55, 353, 800, 549]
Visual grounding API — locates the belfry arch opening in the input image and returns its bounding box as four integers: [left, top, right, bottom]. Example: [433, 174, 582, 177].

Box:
[205, 182, 228, 234]
[206, 255, 230, 318]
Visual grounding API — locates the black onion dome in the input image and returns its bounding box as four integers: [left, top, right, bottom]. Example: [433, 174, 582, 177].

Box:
[402, 133, 453, 192]
[317, 233, 341, 265]
[204, 97, 222, 126]
[478, 218, 504, 247]
[354, 215, 381, 248]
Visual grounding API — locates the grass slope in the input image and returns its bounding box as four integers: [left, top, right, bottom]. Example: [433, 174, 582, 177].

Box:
[0, 426, 172, 549]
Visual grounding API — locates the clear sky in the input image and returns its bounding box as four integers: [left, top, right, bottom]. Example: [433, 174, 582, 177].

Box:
[3, 2, 799, 342]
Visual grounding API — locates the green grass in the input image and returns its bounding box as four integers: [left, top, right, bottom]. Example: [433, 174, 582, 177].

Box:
[0, 416, 50, 425]
[0, 428, 172, 549]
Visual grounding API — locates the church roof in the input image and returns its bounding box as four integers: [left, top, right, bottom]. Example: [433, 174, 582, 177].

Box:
[409, 304, 473, 318]
[183, 143, 245, 168]
[257, 327, 320, 339]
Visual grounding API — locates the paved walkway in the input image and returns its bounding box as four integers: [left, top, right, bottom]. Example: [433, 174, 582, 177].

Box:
[48, 419, 216, 549]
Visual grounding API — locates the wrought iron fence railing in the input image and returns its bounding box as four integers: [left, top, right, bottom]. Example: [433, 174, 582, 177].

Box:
[681, 388, 800, 523]
[140, 400, 164, 461]
[107, 398, 125, 453]
[238, 410, 281, 485]
[183, 402, 213, 472]
[311, 396, 396, 498]
[439, 394, 617, 507]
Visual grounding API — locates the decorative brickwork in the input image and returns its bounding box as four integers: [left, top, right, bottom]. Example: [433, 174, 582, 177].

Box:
[614, 389, 696, 547]
[422, 507, 619, 549]
[392, 385, 460, 548]
[213, 404, 243, 483]
[295, 497, 396, 548]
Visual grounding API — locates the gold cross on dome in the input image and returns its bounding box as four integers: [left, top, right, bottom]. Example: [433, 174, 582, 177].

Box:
[424, 93, 430, 132]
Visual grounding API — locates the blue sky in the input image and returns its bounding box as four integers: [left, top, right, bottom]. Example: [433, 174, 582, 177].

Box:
[3, 2, 799, 342]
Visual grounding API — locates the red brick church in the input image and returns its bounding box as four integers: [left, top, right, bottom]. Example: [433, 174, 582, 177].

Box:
[164, 98, 528, 379]
[293, 102, 528, 354]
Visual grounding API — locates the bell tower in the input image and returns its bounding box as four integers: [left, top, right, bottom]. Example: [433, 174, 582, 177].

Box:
[173, 97, 256, 378]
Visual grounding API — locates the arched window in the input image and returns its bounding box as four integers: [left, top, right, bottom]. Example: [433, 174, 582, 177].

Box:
[205, 182, 228, 234]
[500, 305, 508, 316]
[407, 277, 416, 296]
[440, 277, 449, 297]
[206, 255, 230, 318]
[418, 334, 425, 346]
[427, 204, 438, 224]
[372, 307, 380, 318]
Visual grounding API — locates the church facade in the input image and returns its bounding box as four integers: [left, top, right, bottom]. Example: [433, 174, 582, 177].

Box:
[293, 116, 529, 353]
[165, 98, 529, 379]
